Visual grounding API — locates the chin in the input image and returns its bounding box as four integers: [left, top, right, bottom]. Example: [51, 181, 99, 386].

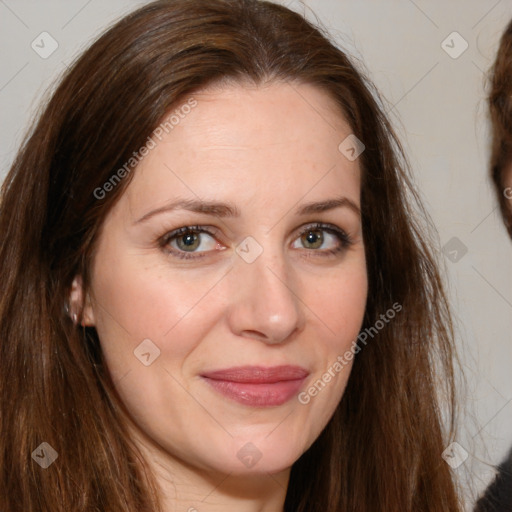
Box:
[211, 434, 307, 476]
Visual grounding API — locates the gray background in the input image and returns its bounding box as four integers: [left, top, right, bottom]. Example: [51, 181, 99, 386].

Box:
[1, 0, 511, 508]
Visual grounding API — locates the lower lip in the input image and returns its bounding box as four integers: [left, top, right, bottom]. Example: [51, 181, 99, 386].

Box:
[203, 378, 306, 407]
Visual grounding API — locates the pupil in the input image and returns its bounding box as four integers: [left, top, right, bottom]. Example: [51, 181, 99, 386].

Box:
[305, 230, 322, 248]
[178, 232, 199, 251]
[183, 234, 196, 246]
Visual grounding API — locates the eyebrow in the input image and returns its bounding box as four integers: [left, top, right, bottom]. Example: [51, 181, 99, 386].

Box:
[134, 196, 360, 224]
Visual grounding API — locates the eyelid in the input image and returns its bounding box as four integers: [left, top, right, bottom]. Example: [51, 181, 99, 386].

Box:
[293, 222, 354, 252]
[158, 225, 222, 258]
[159, 222, 354, 260]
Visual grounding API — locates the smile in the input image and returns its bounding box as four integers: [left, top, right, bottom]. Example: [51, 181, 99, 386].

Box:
[200, 365, 309, 407]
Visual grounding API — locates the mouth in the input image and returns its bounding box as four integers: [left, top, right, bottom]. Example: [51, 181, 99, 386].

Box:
[200, 365, 309, 407]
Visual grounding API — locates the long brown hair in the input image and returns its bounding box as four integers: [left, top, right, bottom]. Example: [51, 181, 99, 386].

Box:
[0, 1, 461, 510]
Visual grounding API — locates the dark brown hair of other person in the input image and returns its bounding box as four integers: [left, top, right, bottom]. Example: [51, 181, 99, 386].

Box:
[0, 1, 462, 510]
[488, 18, 512, 238]
[474, 17, 512, 512]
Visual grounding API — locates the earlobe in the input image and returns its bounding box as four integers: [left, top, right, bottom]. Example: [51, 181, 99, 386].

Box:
[69, 275, 96, 326]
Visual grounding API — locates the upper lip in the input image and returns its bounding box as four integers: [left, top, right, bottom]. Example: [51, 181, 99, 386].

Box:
[201, 365, 309, 383]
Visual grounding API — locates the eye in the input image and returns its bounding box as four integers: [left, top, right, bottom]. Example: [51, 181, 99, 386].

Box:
[160, 226, 223, 259]
[291, 223, 353, 256]
[159, 223, 353, 261]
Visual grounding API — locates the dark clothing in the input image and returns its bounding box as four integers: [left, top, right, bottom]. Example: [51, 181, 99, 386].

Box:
[475, 448, 512, 512]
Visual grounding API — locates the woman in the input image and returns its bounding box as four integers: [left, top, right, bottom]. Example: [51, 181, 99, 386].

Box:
[473, 17, 512, 512]
[0, 0, 462, 510]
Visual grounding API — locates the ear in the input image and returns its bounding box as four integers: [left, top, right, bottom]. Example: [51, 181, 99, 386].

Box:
[69, 275, 96, 326]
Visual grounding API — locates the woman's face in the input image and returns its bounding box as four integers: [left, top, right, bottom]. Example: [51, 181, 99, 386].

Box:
[81, 81, 368, 477]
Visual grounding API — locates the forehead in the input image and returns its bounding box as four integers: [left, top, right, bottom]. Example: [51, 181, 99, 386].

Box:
[121, 80, 361, 216]
[189, 78, 352, 143]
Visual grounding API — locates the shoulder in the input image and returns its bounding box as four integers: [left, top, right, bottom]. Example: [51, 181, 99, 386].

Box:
[474, 447, 512, 512]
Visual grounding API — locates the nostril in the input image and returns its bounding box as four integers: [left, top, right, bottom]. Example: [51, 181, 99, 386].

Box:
[241, 330, 271, 342]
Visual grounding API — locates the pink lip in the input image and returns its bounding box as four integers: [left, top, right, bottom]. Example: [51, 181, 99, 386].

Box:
[201, 365, 309, 407]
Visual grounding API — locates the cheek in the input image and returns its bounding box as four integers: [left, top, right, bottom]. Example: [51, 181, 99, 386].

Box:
[298, 258, 367, 411]
[89, 252, 224, 375]
[304, 260, 368, 345]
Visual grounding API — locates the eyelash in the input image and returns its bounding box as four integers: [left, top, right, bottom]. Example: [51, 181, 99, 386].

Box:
[158, 223, 354, 261]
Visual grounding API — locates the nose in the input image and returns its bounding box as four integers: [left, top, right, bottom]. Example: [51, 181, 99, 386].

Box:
[226, 249, 306, 345]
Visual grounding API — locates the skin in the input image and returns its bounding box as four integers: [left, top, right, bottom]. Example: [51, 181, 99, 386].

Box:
[500, 163, 512, 233]
[72, 80, 368, 511]
[503, 163, 512, 204]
